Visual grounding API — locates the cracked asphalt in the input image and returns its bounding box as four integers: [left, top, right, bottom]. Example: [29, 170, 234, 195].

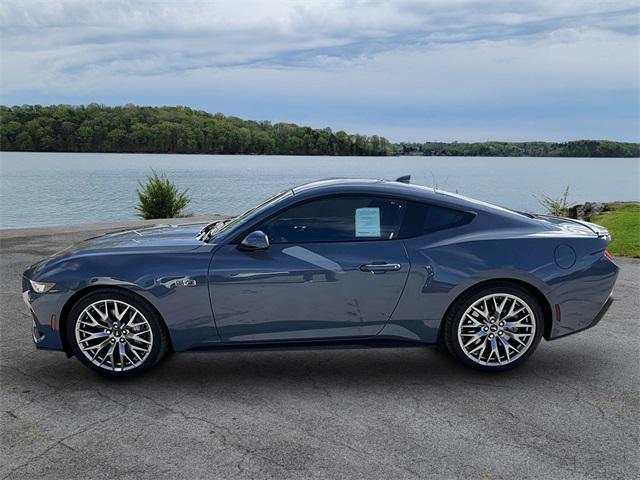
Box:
[1, 222, 639, 479]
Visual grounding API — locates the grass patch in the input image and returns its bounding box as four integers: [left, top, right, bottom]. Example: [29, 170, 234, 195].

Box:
[592, 203, 640, 258]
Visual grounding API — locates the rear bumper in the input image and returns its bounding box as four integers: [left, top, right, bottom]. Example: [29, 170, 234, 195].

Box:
[549, 295, 613, 341]
[547, 252, 618, 339]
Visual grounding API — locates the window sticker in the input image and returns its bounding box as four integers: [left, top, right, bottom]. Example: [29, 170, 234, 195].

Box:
[355, 207, 381, 237]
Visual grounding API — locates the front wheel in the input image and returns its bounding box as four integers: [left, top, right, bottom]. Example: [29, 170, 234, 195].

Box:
[67, 289, 169, 376]
[443, 283, 543, 371]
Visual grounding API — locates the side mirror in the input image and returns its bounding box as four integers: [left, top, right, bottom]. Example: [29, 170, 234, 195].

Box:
[238, 230, 270, 251]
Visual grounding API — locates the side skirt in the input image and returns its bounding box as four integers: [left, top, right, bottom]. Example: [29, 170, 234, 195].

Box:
[186, 337, 432, 353]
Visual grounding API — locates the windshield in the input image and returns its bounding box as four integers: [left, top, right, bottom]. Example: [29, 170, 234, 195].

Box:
[206, 188, 293, 241]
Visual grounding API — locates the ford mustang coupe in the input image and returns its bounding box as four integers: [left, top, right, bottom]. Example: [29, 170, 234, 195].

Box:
[23, 178, 618, 376]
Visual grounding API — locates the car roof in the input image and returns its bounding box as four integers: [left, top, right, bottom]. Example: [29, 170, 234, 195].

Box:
[293, 178, 437, 198]
[291, 178, 532, 220]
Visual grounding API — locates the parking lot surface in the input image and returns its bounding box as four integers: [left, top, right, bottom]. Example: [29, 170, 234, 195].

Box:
[1, 222, 638, 479]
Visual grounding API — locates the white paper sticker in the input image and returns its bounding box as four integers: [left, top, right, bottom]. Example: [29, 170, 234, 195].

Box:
[355, 207, 381, 237]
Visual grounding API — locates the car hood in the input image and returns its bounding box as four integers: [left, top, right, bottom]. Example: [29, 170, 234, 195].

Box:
[25, 222, 210, 279]
[80, 222, 208, 250]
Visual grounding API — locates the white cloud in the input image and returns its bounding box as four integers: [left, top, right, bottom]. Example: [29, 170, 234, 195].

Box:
[0, 0, 638, 141]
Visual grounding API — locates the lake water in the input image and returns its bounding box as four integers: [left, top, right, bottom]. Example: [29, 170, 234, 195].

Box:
[1, 152, 638, 229]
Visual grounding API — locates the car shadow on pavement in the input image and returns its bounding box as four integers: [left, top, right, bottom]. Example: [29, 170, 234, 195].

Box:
[11, 340, 599, 394]
[47, 342, 596, 391]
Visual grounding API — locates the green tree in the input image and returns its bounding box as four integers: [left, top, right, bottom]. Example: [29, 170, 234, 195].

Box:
[136, 170, 191, 219]
[1, 104, 638, 157]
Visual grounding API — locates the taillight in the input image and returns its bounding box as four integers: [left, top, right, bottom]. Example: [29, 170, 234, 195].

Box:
[604, 250, 615, 263]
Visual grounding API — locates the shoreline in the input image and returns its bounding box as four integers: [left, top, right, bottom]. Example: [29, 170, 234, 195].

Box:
[0, 215, 224, 239]
[2, 151, 640, 159]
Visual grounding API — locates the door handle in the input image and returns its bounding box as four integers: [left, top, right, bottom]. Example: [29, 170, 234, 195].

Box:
[360, 263, 402, 274]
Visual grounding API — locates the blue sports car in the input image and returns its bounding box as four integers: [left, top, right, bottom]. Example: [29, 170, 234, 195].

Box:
[23, 177, 619, 376]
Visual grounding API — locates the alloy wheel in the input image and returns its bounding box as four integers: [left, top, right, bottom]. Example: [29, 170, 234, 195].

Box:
[457, 293, 536, 366]
[74, 299, 154, 372]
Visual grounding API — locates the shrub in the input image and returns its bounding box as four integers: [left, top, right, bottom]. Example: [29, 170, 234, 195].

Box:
[136, 170, 191, 219]
[536, 185, 570, 217]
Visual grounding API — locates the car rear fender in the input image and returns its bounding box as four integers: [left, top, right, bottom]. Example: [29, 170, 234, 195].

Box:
[437, 276, 555, 342]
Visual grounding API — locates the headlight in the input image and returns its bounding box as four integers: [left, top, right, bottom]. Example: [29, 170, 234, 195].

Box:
[29, 279, 55, 293]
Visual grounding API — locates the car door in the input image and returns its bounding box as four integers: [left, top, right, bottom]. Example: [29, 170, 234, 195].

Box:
[209, 196, 410, 343]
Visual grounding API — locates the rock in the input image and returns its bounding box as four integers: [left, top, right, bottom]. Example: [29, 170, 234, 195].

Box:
[567, 202, 608, 221]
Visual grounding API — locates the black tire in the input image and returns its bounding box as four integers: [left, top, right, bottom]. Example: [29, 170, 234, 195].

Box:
[443, 282, 543, 372]
[66, 288, 169, 377]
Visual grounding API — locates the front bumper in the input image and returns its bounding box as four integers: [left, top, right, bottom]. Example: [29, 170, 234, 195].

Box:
[23, 288, 44, 344]
[29, 311, 46, 344]
[22, 276, 65, 350]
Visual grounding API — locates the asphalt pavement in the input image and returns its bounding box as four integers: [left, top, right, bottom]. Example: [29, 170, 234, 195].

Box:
[1, 221, 638, 479]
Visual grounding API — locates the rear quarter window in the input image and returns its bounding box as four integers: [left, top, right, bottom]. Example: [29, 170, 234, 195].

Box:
[399, 202, 474, 238]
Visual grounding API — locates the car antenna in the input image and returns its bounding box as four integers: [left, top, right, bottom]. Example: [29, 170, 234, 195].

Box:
[395, 175, 411, 184]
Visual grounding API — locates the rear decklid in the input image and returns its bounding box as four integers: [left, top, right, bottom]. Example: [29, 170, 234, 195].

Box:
[534, 214, 611, 240]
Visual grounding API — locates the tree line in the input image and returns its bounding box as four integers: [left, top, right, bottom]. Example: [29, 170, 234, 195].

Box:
[0, 104, 392, 156]
[1, 104, 638, 157]
[396, 140, 640, 158]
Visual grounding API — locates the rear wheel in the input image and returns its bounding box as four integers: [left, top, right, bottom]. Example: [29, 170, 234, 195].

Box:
[443, 283, 543, 371]
[67, 289, 169, 376]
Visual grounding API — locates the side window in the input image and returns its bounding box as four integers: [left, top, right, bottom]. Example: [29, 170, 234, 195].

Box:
[261, 197, 407, 244]
[399, 202, 474, 238]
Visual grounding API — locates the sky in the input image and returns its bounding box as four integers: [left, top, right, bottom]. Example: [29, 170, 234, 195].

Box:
[1, 0, 639, 142]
